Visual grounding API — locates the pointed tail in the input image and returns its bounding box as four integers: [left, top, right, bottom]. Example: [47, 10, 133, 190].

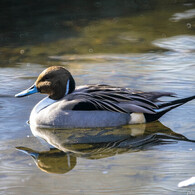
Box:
[144, 95, 195, 122]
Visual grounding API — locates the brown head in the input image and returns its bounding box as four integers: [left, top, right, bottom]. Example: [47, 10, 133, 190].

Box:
[15, 66, 75, 100]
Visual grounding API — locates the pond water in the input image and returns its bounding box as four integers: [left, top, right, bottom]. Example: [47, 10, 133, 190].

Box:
[0, 1, 195, 195]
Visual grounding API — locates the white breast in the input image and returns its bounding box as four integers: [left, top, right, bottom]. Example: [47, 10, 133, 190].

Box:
[30, 97, 56, 126]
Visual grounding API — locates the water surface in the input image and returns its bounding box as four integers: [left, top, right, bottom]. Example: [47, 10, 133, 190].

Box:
[0, 1, 195, 195]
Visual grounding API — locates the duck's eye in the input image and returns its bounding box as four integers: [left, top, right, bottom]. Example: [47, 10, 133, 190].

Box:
[42, 76, 49, 81]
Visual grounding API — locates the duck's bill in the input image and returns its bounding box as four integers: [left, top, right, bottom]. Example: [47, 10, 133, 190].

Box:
[15, 84, 38, 97]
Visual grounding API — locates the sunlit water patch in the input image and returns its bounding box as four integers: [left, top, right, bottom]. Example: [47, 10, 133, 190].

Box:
[170, 9, 195, 21]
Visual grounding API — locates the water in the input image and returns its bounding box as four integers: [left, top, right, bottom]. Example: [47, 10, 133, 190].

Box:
[0, 1, 195, 195]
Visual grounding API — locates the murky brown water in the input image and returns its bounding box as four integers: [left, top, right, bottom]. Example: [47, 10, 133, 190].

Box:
[0, 1, 195, 194]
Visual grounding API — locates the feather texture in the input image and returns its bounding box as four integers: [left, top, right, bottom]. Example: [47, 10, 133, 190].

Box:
[61, 84, 174, 114]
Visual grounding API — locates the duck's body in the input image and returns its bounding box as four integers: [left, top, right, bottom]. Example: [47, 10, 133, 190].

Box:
[15, 66, 195, 128]
[30, 100, 130, 128]
[29, 85, 143, 128]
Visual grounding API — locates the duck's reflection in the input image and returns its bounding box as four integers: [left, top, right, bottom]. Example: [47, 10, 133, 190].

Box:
[16, 147, 76, 174]
[17, 121, 195, 174]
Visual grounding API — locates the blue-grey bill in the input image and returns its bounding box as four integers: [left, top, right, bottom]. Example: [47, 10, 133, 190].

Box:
[15, 84, 38, 97]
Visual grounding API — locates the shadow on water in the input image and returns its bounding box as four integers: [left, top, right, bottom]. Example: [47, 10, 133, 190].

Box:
[16, 121, 195, 174]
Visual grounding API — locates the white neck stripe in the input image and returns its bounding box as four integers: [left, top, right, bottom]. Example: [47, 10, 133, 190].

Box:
[65, 79, 70, 95]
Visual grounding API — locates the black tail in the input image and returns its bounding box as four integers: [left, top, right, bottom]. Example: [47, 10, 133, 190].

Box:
[144, 95, 195, 122]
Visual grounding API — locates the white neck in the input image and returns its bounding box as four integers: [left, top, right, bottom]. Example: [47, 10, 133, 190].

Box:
[34, 97, 56, 114]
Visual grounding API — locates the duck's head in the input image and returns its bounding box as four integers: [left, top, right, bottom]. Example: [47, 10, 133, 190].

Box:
[15, 66, 75, 100]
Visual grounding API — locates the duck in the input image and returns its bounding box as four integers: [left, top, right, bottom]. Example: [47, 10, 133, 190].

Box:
[15, 66, 195, 128]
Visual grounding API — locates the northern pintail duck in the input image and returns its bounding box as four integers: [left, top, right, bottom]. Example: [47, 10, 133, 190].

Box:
[15, 66, 195, 128]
